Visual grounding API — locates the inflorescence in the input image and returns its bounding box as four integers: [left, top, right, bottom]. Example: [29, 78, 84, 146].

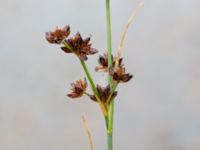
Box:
[45, 25, 133, 107]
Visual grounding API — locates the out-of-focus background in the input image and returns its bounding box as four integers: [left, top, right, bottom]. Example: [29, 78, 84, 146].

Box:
[0, 0, 200, 149]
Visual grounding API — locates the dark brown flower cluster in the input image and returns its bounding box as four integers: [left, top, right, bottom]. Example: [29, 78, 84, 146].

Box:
[89, 85, 117, 104]
[45, 25, 70, 44]
[109, 67, 133, 83]
[95, 53, 123, 72]
[95, 54, 111, 72]
[45, 26, 98, 61]
[95, 53, 133, 83]
[67, 78, 87, 98]
[61, 33, 98, 61]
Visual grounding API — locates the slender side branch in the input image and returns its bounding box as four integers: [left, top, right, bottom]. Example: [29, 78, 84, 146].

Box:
[62, 40, 108, 116]
[82, 116, 94, 150]
[79, 60, 97, 95]
[80, 60, 108, 116]
[116, 1, 144, 67]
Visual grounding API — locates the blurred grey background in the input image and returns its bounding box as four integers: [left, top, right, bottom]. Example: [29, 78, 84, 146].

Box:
[0, 0, 200, 149]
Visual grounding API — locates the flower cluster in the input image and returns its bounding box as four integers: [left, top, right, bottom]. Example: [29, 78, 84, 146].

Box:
[109, 67, 133, 83]
[89, 85, 117, 104]
[67, 78, 87, 98]
[61, 33, 98, 61]
[45, 26, 98, 61]
[95, 53, 133, 83]
[45, 25, 70, 44]
[95, 53, 111, 72]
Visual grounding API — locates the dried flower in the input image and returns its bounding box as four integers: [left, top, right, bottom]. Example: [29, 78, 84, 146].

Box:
[89, 85, 117, 103]
[95, 53, 123, 72]
[67, 78, 87, 98]
[62, 32, 98, 61]
[45, 25, 70, 44]
[95, 54, 110, 72]
[109, 66, 133, 83]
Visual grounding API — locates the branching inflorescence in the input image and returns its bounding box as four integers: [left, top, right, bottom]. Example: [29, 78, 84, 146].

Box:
[45, 25, 132, 114]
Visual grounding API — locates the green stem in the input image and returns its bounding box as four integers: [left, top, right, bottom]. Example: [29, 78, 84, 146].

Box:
[105, 0, 114, 150]
[80, 60, 98, 95]
[62, 40, 98, 96]
[107, 100, 114, 149]
[62, 40, 108, 116]
[106, 0, 113, 75]
[80, 59, 108, 116]
[105, 116, 109, 129]
[107, 132, 113, 150]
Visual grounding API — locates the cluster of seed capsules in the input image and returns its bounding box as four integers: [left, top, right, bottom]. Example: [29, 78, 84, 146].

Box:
[46, 25, 133, 105]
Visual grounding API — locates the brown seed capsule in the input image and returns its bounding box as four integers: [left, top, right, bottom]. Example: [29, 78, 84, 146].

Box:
[89, 85, 117, 103]
[45, 25, 70, 44]
[109, 67, 133, 83]
[67, 78, 87, 98]
[66, 32, 98, 61]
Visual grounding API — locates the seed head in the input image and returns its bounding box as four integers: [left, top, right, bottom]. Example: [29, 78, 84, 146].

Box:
[45, 25, 70, 44]
[89, 85, 117, 104]
[62, 32, 98, 61]
[109, 66, 133, 83]
[95, 53, 123, 72]
[67, 78, 87, 98]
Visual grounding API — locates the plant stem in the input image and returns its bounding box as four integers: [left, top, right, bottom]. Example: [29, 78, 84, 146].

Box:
[80, 60, 97, 95]
[105, 0, 114, 150]
[80, 60, 108, 116]
[106, 0, 113, 75]
[107, 132, 113, 150]
[108, 99, 114, 145]
[62, 40, 108, 116]
[62, 41, 98, 96]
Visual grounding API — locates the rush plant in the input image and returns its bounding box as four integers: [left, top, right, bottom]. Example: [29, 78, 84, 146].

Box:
[45, 1, 143, 149]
